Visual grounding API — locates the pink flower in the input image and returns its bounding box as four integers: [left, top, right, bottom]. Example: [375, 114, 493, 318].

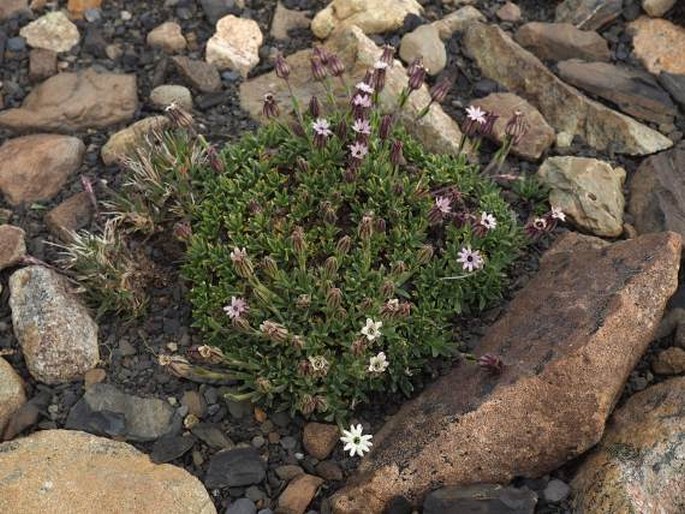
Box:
[311, 118, 332, 136]
[352, 94, 373, 109]
[223, 296, 248, 319]
[479, 212, 497, 230]
[435, 196, 452, 214]
[352, 119, 372, 135]
[457, 246, 484, 272]
[356, 82, 374, 94]
[349, 142, 369, 160]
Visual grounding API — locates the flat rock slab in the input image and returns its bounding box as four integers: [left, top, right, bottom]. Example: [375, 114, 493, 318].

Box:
[463, 23, 672, 156]
[628, 143, 685, 239]
[555, 0, 622, 30]
[629, 16, 685, 75]
[423, 484, 537, 514]
[241, 26, 465, 158]
[205, 447, 266, 488]
[0, 69, 138, 132]
[557, 60, 676, 125]
[658, 72, 685, 109]
[0, 430, 216, 514]
[329, 231, 681, 513]
[515, 22, 610, 62]
[572, 377, 685, 513]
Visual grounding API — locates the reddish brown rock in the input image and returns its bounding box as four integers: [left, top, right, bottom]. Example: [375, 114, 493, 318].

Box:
[628, 17, 685, 75]
[44, 192, 95, 241]
[0, 0, 29, 21]
[67, 0, 102, 19]
[572, 377, 685, 513]
[471, 93, 555, 160]
[0, 224, 26, 270]
[0, 134, 85, 205]
[303, 422, 339, 460]
[496, 2, 521, 22]
[28, 48, 57, 82]
[514, 22, 610, 62]
[330, 231, 681, 514]
[0, 69, 138, 132]
[277, 473, 323, 514]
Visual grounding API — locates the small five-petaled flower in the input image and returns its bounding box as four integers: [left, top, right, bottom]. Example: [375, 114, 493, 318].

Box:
[361, 318, 382, 341]
[457, 246, 484, 272]
[340, 424, 373, 457]
[368, 352, 389, 373]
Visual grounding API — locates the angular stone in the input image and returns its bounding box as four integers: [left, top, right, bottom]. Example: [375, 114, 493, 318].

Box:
[471, 93, 555, 160]
[496, 2, 521, 22]
[537, 156, 626, 237]
[9, 266, 99, 384]
[628, 17, 685, 75]
[628, 144, 685, 239]
[311, 0, 423, 39]
[642, 0, 677, 17]
[303, 422, 339, 460]
[66, 383, 177, 442]
[150, 84, 193, 110]
[101, 116, 170, 166]
[150, 433, 197, 464]
[651, 347, 685, 375]
[0, 0, 28, 21]
[0, 134, 85, 206]
[572, 377, 685, 513]
[200, 0, 241, 25]
[205, 447, 266, 488]
[271, 1, 310, 40]
[399, 24, 446, 76]
[171, 56, 221, 93]
[147, 22, 186, 54]
[206, 15, 262, 77]
[44, 192, 95, 241]
[0, 224, 25, 271]
[463, 23, 673, 156]
[555, 0, 622, 30]
[315, 460, 343, 481]
[330, 231, 681, 514]
[29, 48, 57, 82]
[423, 484, 537, 514]
[431, 6, 485, 41]
[240, 26, 466, 158]
[67, 0, 103, 19]
[658, 72, 685, 109]
[0, 357, 26, 437]
[557, 60, 677, 125]
[0, 69, 138, 132]
[19, 11, 80, 53]
[0, 390, 49, 441]
[514, 22, 610, 62]
[0, 430, 216, 513]
[190, 422, 235, 449]
[277, 474, 323, 514]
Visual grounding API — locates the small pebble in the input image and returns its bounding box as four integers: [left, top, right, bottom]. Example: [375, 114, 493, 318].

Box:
[280, 436, 297, 451]
[544, 479, 571, 503]
[251, 435, 265, 448]
[121, 11, 132, 21]
[84, 8, 102, 22]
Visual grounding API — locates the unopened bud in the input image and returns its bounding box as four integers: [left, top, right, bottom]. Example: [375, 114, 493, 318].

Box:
[230, 247, 254, 278]
[351, 337, 367, 356]
[311, 56, 327, 81]
[380, 280, 395, 298]
[291, 335, 305, 351]
[275, 53, 290, 80]
[477, 353, 504, 375]
[262, 92, 279, 120]
[505, 110, 528, 145]
[327, 53, 345, 77]
[313, 45, 331, 65]
[262, 256, 279, 279]
[430, 77, 452, 104]
[380, 44, 395, 65]
[260, 320, 289, 344]
[232, 316, 251, 332]
[291, 226, 306, 255]
[173, 220, 192, 241]
[480, 111, 499, 139]
[335, 235, 352, 256]
[335, 118, 348, 140]
[206, 145, 225, 173]
[299, 393, 316, 415]
[407, 57, 424, 78]
[379, 114, 393, 140]
[359, 214, 374, 241]
[255, 377, 273, 393]
[165, 102, 194, 128]
[408, 64, 427, 91]
[324, 256, 339, 278]
[390, 139, 404, 167]
[309, 96, 321, 118]
[374, 217, 386, 234]
[416, 244, 434, 265]
[326, 287, 342, 310]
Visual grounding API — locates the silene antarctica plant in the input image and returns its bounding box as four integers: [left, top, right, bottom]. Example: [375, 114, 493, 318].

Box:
[55, 44, 566, 432]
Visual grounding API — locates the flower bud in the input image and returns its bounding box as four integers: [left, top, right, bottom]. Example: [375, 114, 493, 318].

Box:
[247, 200, 263, 215]
[165, 102, 194, 128]
[255, 377, 273, 393]
[262, 92, 280, 120]
[430, 77, 452, 104]
[351, 337, 367, 356]
[299, 393, 316, 416]
[311, 56, 327, 81]
[408, 63, 426, 91]
[252, 283, 273, 306]
[379, 114, 393, 140]
[374, 217, 386, 234]
[262, 256, 279, 279]
[173, 220, 192, 241]
[480, 111, 499, 139]
[206, 145, 225, 173]
[335, 235, 352, 256]
[359, 297, 374, 311]
[391, 261, 408, 275]
[505, 110, 528, 145]
[416, 244, 434, 265]
[359, 214, 374, 241]
[291, 226, 306, 255]
[260, 320, 289, 344]
[291, 335, 305, 351]
[372, 66, 387, 93]
[296, 294, 311, 309]
[313, 45, 331, 65]
[335, 118, 348, 140]
[477, 353, 504, 375]
[380, 280, 395, 298]
[390, 139, 404, 167]
[314, 395, 329, 413]
[196, 344, 225, 364]
[230, 247, 254, 278]
[275, 53, 290, 80]
[407, 56, 424, 78]
[343, 168, 357, 183]
[326, 287, 342, 310]
[380, 44, 395, 65]
[308, 95, 321, 118]
[324, 256, 339, 277]
[322, 202, 337, 224]
[232, 316, 251, 332]
[327, 53, 345, 77]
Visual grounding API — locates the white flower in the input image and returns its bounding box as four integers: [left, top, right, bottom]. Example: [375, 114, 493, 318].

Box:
[340, 424, 373, 457]
[373, 60, 389, 70]
[355, 82, 374, 94]
[435, 196, 452, 214]
[533, 217, 548, 230]
[360, 318, 382, 341]
[479, 212, 497, 230]
[349, 142, 369, 160]
[368, 352, 389, 373]
[352, 118, 372, 135]
[457, 246, 484, 272]
[223, 296, 248, 319]
[465, 105, 487, 124]
[352, 94, 373, 109]
[550, 207, 566, 222]
[230, 247, 247, 262]
[311, 118, 332, 136]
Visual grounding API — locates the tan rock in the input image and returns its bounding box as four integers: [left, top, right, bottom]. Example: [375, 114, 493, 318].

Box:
[84, 368, 106, 389]
[514, 22, 610, 62]
[463, 23, 672, 156]
[0, 134, 85, 206]
[147, 22, 187, 54]
[642, 0, 677, 17]
[206, 15, 262, 77]
[67, 0, 102, 19]
[0, 224, 26, 270]
[303, 422, 339, 460]
[0, 69, 138, 132]
[651, 347, 685, 375]
[101, 116, 170, 166]
[150, 84, 193, 110]
[496, 1, 521, 22]
[537, 156, 626, 237]
[471, 93, 555, 160]
[431, 6, 485, 41]
[0, 0, 29, 21]
[0, 430, 216, 513]
[240, 26, 466, 158]
[330, 231, 681, 514]
[399, 24, 446, 76]
[171, 56, 222, 93]
[311, 0, 423, 39]
[271, 1, 310, 40]
[19, 11, 80, 53]
[44, 192, 95, 241]
[28, 48, 57, 82]
[572, 377, 685, 513]
[277, 473, 324, 514]
[628, 16, 685, 75]
[0, 358, 26, 436]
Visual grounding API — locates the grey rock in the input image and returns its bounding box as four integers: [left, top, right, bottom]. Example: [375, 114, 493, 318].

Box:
[150, 433, 197, 463]
[658, 72, 685, 109]
[543, 479, 570, 503]
[270, 1, 310, 40]
[150, 84, 193, 110]
[399, 24, 446, 76]
[6, 36, 25, 52]
[226, 498, 257, 514]
[201, 0, 241, 25]
[205, 448, 266, 488]
[431, 6, 485, 41]
[423, 485, 537, 514]
[514, 22, 610, 62]
[555, 0, 623, 30]
[171, 56, 222, 93]
[0, 0, 29, 21]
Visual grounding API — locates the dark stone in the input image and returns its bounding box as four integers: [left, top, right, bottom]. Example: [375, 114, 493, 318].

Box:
[555, 0, 623, 30]
[195, 90, 233, 110]
[659, 72, 685, 109]
[191, 422, 235, 449]
[200, 0, 240, 25]
[150, 434, 197, 463]
[225, 498, 257, 514]
[28, 48, 57, 83]
[205, 448, 266, 488]
[171, 55, 222, 93]
[6, 36, 25, 52]
[385, 496, 413, 514]
[83, 26, 108, 58]
[423, 485, 537, 514]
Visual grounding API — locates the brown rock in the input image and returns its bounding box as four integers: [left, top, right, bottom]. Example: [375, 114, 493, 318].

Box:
[147, 22, 187, 54]
[271, 1, 310, 40]
[44, 192, 95, 241]
[557, 60, 676, 125]
[514, 22, 610, 62]
[628, 143, 685, 239]
[67, 0, 102, 19]
[0, 134, 85, 205]
[100, 116, 170, 166]
[555, 0, 622, 30]
[0, 357, 26, 437]
[628, 16, 685, 75]
[0, 69, 138, 132]
[303, 422, 339, 460]
[1, 391, 48, 441]
[315, 460, 343, 481]
[275, 465, 305, 481]
[0, 430, 216, 513]
[0, 224, 26, 270]
[330, 231, 681, 514]
[572, 377, 685, 513]
[84, 368, 106, 389]
[171, 56, 222, 93]
[431, 6, 486, 41]
[181, 390, 206, 418]
[277, 473, 323, 514]
[241, 26, 466, 158]
[496, 2, 521, 22]
[28, 48, 57, 82]
[471, 93, 555, 160]
[462, 23, 672, 156]
[0, 0, 28, 21]
[651, 347, 685, 375]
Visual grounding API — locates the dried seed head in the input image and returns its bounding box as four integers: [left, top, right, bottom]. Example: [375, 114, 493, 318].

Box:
[505, 110, 528, 145]
[291, 226, 306, 255]
[380, 280, 395, 298]
[291, 335, 305, 351]
[262, 92, 280, 119]
[296, 294, 312, 309]
[206, 145, 225, 173]
[477, 353, 504, 375]
[197, 345, 225, 364]
[314, 395, 329, 413]
[327, 53, 345, 77]
[262, 256, 279, 279]
[335, 235, 352, 256]
[322, 201, 337, 224]
[326, 287, 343, 310]
[173, 220, 192, 241]
[308, 355, 330, 378]
[480, 111, 499, 139]
[299, 393, 316, 416]
[311, 56, 328, 81]
[359, 213, 374, 241]
[165, 102, 194, 128]
[351, 337, 367, 356]
[324, 256, 339, 278]
[259, 320, 289, 344]
[255, 377, 273, 393]
[275, 53, 291, 80]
